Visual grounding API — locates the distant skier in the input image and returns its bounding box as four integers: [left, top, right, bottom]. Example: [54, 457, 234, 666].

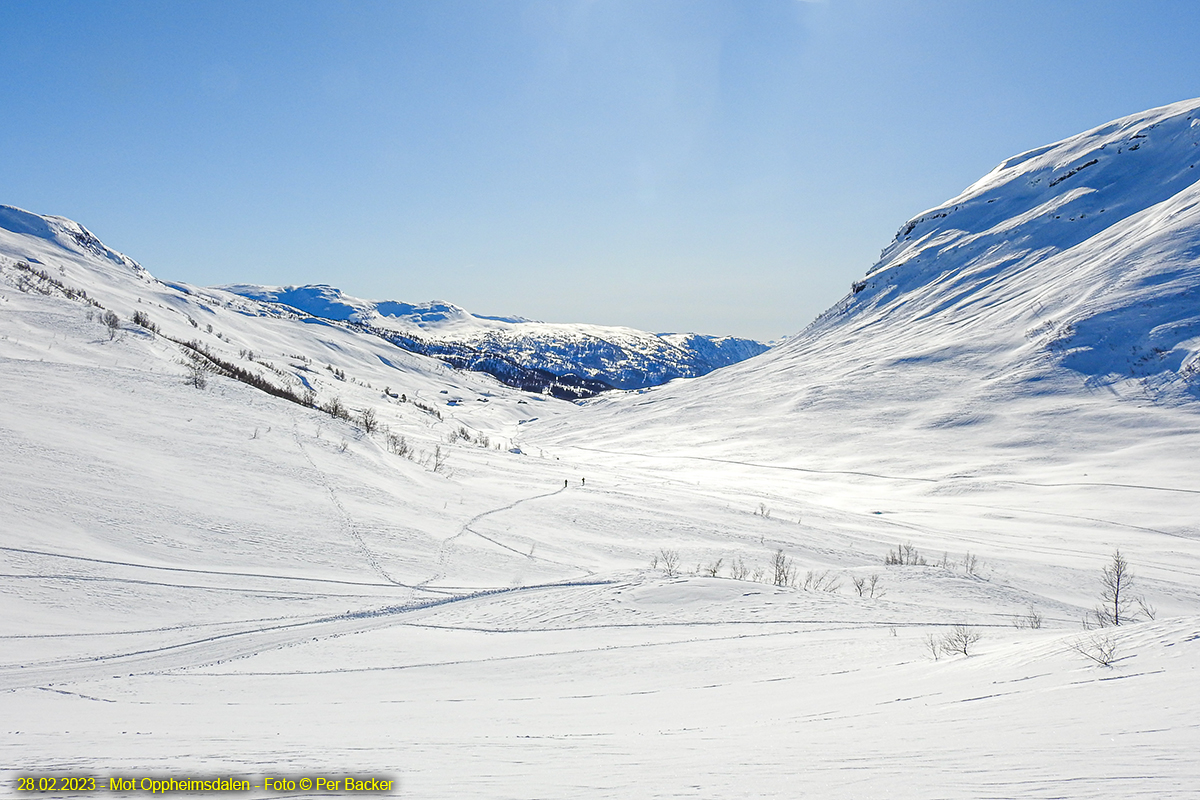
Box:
[563, 479, 568, 488]
[582, 477, 586, 486]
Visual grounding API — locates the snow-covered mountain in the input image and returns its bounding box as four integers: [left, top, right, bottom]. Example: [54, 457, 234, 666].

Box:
[223, 283, 769, 392]
[538, 98, 1200, 481]
[4, 99, 1200, 798]
[0, 204, 146, 274]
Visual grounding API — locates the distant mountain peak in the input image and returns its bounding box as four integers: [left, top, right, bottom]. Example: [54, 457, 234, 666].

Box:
[224, 282, 770, 392]
[1, 202, 769, 400]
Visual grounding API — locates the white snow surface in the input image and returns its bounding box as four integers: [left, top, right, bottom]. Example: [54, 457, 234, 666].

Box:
[3, 97, 1200, 800]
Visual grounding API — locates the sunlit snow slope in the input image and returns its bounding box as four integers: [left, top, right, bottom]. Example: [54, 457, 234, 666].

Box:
[538, 98, 1200, 481]
[3, 98, 1200, 800]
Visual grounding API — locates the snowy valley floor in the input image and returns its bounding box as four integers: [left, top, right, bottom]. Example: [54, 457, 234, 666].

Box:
[8, 97, 1200, 796]
[1, 285, 1199, 798]
[6, 602, 1200, 799]
[3, 355, 1200, 798]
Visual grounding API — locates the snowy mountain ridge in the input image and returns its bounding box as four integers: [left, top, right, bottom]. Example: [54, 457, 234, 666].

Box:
[223, 282, 770, 391]
[0, 204, 144, 274]
[220, 283, 528, 327]
[843, 96, 1200, 400]
[0, 204, 768, 397]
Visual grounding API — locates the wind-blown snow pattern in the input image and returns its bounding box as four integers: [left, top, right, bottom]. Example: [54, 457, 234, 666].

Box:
[224, 283, 769, 391]
[3, 100, 1200, 799]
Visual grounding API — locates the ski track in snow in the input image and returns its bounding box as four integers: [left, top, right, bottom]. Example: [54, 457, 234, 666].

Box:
[0, 545, 409, 589]
[0, 579, 616, 691]
[290, 420, 410, 588]
[421, 484, 593, 585]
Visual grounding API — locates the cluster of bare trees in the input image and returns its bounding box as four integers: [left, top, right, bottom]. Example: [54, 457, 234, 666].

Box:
[646, 544, 1155, 671]
[446, 424, 493, 449]
[924, 550, 1156, 666]
[649, 548, 864, 596]
[885, 542, 981, 577]
[852, 574, 885, 599]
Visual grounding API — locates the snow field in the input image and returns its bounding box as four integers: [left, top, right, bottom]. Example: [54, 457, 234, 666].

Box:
[5, 98, 1200, 797]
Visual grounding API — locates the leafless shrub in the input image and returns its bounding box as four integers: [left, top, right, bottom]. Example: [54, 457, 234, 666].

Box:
[7, 260, 99, 305]
[651, 549, 680, 578]
[754, 503, 771, 518]
[800, 570, 841, 593]
[184, 359, 208, 389]
[102, 310, 121, 339]
[961, 552, 979, 577]
[925, 633, 942, 661]
[387, 433, 411, 458]
[729, 557, 749, 581]
[703, 558, 723, 578]
[1070, 634, 1121, 667]
[323, 396, 351, 421]
[131, 310, 158, 333]
[431, 444, 448, 474]
[885, 542, 927, 566]
[852, 573, 885, 599]
[939, 625, 981, 657]
[1137, 595, 1157, 621]
[359, 407, 378, 434]
[771, 549, 795, 587]
[1012, 606, 1044, 630]
[410, 398, 442, 420]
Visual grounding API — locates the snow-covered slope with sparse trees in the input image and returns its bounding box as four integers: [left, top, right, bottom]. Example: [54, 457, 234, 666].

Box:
[3, 99, 1200, 799]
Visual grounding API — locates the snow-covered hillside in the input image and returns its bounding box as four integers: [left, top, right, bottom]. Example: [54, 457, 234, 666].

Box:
[538, 98, 1200, 473]
[225, 283, 769, 392]
[3, 99, 1200, 799]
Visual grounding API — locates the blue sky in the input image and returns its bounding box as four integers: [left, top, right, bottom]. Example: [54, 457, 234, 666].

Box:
[3, 1, 1199, 340]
